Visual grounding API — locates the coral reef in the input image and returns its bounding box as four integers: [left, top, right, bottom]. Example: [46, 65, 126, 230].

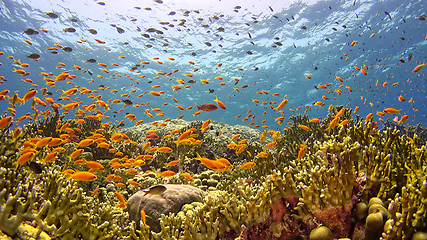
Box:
[0, 110, 426, 239]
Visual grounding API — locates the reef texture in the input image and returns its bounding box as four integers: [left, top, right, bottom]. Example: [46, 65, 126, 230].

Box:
[0, 108, 426, 239]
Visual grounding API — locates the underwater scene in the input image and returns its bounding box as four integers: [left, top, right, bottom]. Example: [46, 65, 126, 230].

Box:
[0, 0, 426, 239]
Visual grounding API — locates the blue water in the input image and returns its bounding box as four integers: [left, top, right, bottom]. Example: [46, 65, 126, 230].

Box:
[0, 0, 426, 130]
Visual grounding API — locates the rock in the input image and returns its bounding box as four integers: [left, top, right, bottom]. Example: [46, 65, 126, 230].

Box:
[128, 184, 205, 232]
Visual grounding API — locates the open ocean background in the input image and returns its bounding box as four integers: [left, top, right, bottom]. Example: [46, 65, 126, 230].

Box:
[0, 0, 425, 130]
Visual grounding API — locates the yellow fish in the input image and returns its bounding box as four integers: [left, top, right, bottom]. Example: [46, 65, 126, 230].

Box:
[143, 185, 167, 195]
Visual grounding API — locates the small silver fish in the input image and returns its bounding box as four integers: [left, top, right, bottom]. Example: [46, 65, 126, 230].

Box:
[143, 185, 167, 195]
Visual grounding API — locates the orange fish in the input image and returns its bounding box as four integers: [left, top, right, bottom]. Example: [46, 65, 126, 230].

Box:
[166, 160, 180, 167]
[384, 108, 401, 115]
[326, 117, 340, 131]
[35, 137, 53, 148]
[0, 116, 13, 129]
[85, 161, 105, 171]
[22, 90, 37, 103]
[128, 180, 139, 186]
[240, 162, 256, 169]
[213, 96, 226, 110]
[354, 106, 360, 114]
[157, 147, 173, 153]
[257, 152, 268, 158]
[366, 113, 373, 121]
[274, 99, 288, 111]
[398, 115, 409, 124]
[140, 210, 148, 226]
[69, 149, 84, 160]
[298, 124, 310, 131]
[115, 192, 127, 207]
[339, 120, 350, 126]
[297, 144, 306, 160]
[412, 63, 426, 73]
[77, 139, 95, 147]
[43, 151, 58, 163]
[67, 171, 97, 181]
[157, 170, 176, 178]
[181, 173, 193, 181]
[265, 141, 277, 149]
[16, 151, 36, 167]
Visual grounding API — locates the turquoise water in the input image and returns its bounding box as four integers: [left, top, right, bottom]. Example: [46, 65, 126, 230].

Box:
[0, 0, 425, 129]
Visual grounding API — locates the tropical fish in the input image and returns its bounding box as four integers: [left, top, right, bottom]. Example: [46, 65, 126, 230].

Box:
[260, 130, 267, 143]
[257, 152, 268, 158]
[412, 63, 426, 73]
[43, 151, 58, 163]
[145, 134, 159, 140]
[157, 170, 176, 178]
[240, 162, 256, 169]
[213, 96, 226, 110]
[0, 116, 13, 129]
[274, 99, 288, 111]
[141, 210, 148, 226]
[143, 185, 167, 195]
[115, 192, 127, 207]
[15, 151, 36, 167]
[398, 115, 409, 124]
[85, 161, 105, 171]
[196, 103, 218, 111]
[69, 149, 84, 160]
[157, 147, 173, 153]
[166, 160, 180, 167]
[298, 125, 310, 131]
[181, 173, 194, 181]
[77, 139, 95, 147]
[384, 108, 401, 115]
[67, 171, 97, 181]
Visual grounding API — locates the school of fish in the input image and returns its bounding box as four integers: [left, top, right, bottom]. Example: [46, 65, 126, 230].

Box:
[0, 0, 425, 209]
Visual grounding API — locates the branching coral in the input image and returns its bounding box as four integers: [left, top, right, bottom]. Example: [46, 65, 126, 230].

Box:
[0, 110, 425, 239]
[36, 170, 131, 239]
[0, 167, 50, 236]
